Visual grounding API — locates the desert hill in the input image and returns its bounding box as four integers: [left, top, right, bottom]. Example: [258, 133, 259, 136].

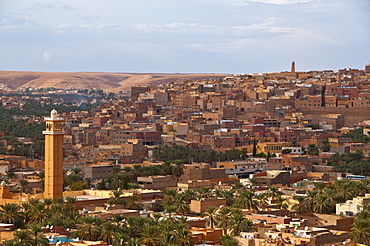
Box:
[0, 71, 229, 92]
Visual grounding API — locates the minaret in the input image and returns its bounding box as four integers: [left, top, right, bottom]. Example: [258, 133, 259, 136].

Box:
[291, 61, 296, 73]
[43, 109, 64, 199]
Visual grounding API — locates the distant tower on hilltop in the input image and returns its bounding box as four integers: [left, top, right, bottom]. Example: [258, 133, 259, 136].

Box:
[291, 61, 296, 73]
[43, 109, 64, 199]
[365, 64, 370, 75]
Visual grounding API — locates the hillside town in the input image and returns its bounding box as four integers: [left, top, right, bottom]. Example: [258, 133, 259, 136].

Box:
[1, 64, 370, 245]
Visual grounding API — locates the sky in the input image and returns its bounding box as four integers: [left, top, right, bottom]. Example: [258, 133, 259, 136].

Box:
[0, 0, 369, 74]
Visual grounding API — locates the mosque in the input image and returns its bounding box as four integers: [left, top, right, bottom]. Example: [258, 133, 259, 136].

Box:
[0, 109, 64, 204]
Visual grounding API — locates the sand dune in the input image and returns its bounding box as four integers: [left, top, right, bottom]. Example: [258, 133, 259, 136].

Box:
[0, 71, 228, 92]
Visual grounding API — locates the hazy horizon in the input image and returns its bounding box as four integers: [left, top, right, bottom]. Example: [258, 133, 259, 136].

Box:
[1, 0, 369, 74]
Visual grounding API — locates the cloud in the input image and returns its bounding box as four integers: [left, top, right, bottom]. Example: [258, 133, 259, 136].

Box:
[247, 0, 313, 4]
[82, 15, 101, 21]
[42, 51, 51, 62]
[37, 2, 75, 11]
[201, 0, 313, 5]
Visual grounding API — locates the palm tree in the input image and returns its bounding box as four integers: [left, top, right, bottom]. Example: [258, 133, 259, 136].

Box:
[321, 139, 331, 152]
[248, 178, 258, 187]
[171, 162, 185, 183]
[164, 205, 177, 220]
[196, 187, 212, 199]
[29, 203, 48, 224]
[112, 232, 128, 246]
[2, 240, 18, 246]
[266, 186, 281, 204]
[53, 196, 64, 205]
[204, 206, 218, 228]
[125, 217, 147, 238]
[43, 198, 53, 208]
[314, 182, 326, 193]
[65, 196, 77, 212]
[162, 188, 178, 209]
[220, 234, 239, 246]
[312, 194, 335, 214]
[216, 207, 232, 235]
[140, 225, 159, 246]
[255, 193, 268, 208]
[183, 189, 196, 203]
[36, 172, 45, 192]
[349, 218, 370, 245]
[77, 216, 103, 241]
[28, 224, 49, 246]
[84, 177, 93, 188]
[291, 195, 307, 214]
[125, 237, 142, 246]
[276, 196, 288, 210]
[108, 189, 126, 206]
[100, 222, 117, 245]
[126, 195, 142, 210]
[228, 209, 253, 236]
[158, 230, 177, 246]
[290, 140, 299, 147]
[6, 172, 15, 180]
[13, 229, 33, 246]
[19, 179, 32, 194]
[221, 190, 235, 207]
[175, 228, 194, 246]
[232, 182, 244, 191]
[234, 190, 258, 211]
[173, 194, 190, 214]
[0, 203, 25, 229]
[21, 202, 32, 225]
[304, 190, 318, 212]
[307, 144, 319, 155]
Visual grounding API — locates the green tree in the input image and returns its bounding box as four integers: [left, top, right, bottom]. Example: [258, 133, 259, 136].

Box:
[266, 186, 281, 204]
[28, 224, 50, 246]
[252, 139, 257, 157]
[108, 189, 126, 206]
[291, 195, 308, 214]
[76, 216, 103, 241]
[36, 172, 45, 192]
[216, 207, 232, 235]
[100, 222, 117, 245]
[12, 229, 33, 246]
[6, 172, 15, 180]
[204, 206, 218, 228]
[171, 162, 185, 183]
[140, 225, 159, 246]
[173, 194, 190, 214]
[227, 209, 254, 236]
[306, 144, 319, 155]
[175, 227, 194, 246]
[321, 139, 331, 152]
[18, 179, 32, 194]
[0, 203, 25, 229]
[349, 218, 370, 245]
[70, 180, 88, 191]
[234, 190, 259, 211]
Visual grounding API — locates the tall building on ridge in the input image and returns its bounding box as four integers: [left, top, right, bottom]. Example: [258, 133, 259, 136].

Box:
[365, 64, 370, 75]
[291, 61, 296, 73]
[43, 109, 65, 199]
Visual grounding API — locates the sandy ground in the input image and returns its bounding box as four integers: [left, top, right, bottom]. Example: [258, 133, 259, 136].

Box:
[0, 71, 229, 92]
